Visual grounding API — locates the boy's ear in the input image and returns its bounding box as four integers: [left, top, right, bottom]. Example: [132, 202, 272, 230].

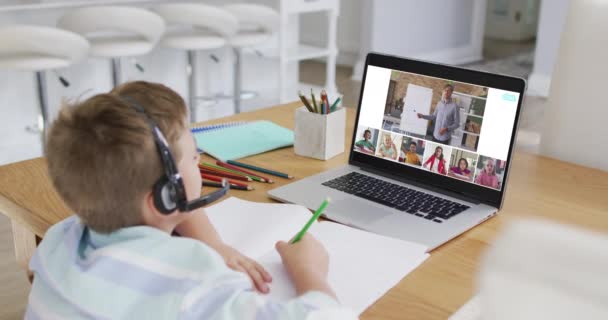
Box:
[141, 191, 175, 227]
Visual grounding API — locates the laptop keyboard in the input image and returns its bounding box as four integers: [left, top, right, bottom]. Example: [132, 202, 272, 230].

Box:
[321, 172, 470, 223]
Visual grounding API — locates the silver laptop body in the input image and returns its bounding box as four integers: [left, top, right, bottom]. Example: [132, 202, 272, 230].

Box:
[269, 53, 525, 251]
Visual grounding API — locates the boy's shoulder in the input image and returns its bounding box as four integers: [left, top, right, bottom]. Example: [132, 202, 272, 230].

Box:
[37, 215, 230, 277]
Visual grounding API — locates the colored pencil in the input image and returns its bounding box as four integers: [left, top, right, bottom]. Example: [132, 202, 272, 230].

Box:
[216, 161, 273, 183]
[226, 160, 293, 179]
[298, 91, 314, 113]
[321, 90, 330, 114]
[200, 162, 267, 183]
[199, 168, 252, 182]
[200, 173, 249, 187]
[203, 180, 253, 191]
[291, 197, 330, 244]
[311, 88, 318, 113]
[199, 163, 251, 177]
[330, 97, 341, 112]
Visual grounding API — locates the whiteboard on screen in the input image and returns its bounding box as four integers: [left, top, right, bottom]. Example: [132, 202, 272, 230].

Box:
[400, 84, 433, 135]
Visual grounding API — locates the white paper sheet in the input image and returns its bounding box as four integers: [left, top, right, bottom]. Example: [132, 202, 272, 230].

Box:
[206, 197, 430, 315]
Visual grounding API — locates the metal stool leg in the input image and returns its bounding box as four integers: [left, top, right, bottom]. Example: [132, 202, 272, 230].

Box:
[35, 71, 49, 151]
[187, 50, 198, 123]
[233, 48, 242, 114]
[111, 57, 122, 88]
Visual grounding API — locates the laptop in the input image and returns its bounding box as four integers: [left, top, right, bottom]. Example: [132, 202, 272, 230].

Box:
[269, 53, 526, 251]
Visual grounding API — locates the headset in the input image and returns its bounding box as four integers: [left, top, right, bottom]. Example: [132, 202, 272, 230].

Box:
[121, 97, 229, 214]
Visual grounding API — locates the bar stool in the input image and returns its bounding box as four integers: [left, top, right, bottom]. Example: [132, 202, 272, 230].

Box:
[0, 25, 89, 147]
[154, 3, 238, 123]
[58, 6, 165, 87]
[223, 4, 280, 114]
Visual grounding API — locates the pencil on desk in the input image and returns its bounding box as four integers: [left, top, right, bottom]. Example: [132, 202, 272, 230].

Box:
[216, 161, 273, 183]
[201, 173, 249, 187]
[199, 168, 252, 182]
[298, 91, 314, 113]
[291, 197, 330, 244]
[226, 160, 293, 179]
[199, 163, 253, 178]
[202, 180, 254, 191]
[202, 162, 268, 183]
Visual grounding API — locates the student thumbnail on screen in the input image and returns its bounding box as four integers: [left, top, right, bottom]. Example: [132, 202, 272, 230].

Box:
[474, 155, 507, 190]
[422, 142, 452, 175]
[399, 136, 425, 166]
[353, 127, 379, 155]
[447, 149, 478, 182]
[375, 131, 402, 161]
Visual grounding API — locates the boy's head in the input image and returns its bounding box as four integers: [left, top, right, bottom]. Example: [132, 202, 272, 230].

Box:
[46, 81, 201, 233]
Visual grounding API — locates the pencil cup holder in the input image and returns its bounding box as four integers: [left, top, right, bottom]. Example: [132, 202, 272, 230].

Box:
[294, 106, 345, 160]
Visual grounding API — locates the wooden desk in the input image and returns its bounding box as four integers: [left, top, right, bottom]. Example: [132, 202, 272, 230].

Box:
[1, 102, 607, 319]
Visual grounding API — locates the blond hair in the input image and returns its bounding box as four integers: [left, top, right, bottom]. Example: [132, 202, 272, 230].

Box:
[46, 81, 187, 233]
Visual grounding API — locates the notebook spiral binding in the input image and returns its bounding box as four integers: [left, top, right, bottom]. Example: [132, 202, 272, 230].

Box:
[191, 121, 248, 134]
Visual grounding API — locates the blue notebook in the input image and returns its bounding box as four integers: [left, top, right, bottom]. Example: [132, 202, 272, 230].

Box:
[193, 120, 294, 161]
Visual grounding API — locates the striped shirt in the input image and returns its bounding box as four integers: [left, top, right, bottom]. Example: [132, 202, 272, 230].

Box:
[26, 216, 349, 319]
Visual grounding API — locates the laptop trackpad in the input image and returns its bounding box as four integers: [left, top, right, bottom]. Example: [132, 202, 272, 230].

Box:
[327, 198, 393, 225]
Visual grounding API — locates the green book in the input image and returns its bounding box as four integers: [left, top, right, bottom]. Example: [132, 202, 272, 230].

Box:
[193, 121, 294, 161]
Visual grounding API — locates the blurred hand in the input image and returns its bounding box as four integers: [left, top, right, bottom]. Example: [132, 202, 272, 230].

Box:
[439, 127, 448, 135]
[417, 113, 423, 119]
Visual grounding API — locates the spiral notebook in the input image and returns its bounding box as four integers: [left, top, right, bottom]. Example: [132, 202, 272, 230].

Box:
[192, 121, 294, 161]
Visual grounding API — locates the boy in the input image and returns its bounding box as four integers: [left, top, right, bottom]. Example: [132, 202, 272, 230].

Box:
[26, 81, 348, 319]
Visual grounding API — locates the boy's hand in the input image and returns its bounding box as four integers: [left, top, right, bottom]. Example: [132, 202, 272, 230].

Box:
[275, 234, 336, 299]
[276, 234, 330, 283]
[217, 244, 272, 294]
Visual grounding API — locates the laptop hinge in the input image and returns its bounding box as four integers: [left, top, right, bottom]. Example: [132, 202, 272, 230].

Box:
[359, 166, 481, 204]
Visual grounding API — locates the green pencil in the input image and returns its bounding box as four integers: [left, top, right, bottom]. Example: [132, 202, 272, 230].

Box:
[227, 160, 293, 179]
[291, 198, 330, 244]
[330, 97, 341, 112]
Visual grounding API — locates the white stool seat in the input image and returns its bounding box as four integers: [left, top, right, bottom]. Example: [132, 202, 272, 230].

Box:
[58, 6, 165, 59]
[161, 27, 227, 51]
[89, 36, 155, 57]
[0, 25, 89, 71]
[0, 55, 71, 71]
[59, 6, 164, 87]
[154, 4, 238, 51]
[229, 31, 272, 48]
[0, 24, 89, 148]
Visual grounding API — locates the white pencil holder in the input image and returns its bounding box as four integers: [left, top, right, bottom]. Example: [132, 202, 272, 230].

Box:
[294, 106, 345, 160]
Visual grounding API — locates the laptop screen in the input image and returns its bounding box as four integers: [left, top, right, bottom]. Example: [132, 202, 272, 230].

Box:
[352, 63, 522, 194]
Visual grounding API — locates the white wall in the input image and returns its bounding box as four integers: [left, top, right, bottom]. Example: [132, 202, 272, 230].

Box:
[353, 0, 486, 80]
[370, 0, 473, 54]
[527, 0, 569, 97]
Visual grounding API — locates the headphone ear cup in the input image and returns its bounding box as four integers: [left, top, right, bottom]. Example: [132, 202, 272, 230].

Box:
[153, 177, 177, 215]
